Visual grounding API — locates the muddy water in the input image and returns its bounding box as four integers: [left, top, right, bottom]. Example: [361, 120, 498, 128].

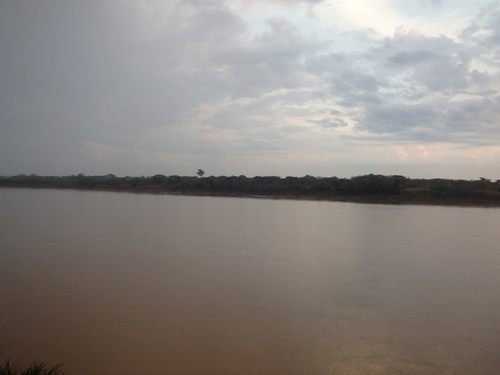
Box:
[1, 188, 499, 374]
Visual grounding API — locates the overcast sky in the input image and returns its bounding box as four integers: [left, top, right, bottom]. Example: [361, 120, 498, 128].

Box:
[1, 0, 499, 179]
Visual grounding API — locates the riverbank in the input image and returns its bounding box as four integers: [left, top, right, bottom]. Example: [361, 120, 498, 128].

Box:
[2, 183, 500, 207]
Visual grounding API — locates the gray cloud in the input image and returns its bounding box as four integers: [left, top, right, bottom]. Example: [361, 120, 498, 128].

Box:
[0, 0, 499, 178]
[309, 117, 349, 128]
[357, 94, 500, 144]
[376, 32, 477, 92]
[343, 16, 500, 140]
[359, 102, 438, 133]
[305, 52, 387, 109]
[461, 4, 500, 67]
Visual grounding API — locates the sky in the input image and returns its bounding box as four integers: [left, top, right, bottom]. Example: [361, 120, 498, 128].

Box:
[1, 0, 499, 179]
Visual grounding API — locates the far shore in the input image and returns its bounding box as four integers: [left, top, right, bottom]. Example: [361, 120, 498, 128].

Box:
[2, 183, 500, 208]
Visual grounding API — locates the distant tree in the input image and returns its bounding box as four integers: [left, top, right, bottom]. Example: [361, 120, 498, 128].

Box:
[151, 174, 167, 185]
[196, 169, 205, 177]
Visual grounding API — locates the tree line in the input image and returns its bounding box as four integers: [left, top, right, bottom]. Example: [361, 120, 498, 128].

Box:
[1, 173, 500, 204]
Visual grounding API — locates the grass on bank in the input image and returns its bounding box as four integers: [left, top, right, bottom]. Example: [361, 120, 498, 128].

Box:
[0, 360, 64, 375]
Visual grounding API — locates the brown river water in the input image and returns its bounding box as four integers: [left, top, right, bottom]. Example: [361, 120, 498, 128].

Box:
[1, 188, 499, 374]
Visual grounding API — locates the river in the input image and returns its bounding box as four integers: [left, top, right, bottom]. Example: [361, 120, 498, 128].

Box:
[0, 188, 499, 374]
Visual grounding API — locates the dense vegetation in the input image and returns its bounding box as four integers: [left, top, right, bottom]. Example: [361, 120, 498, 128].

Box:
[1, 173, 500, 206]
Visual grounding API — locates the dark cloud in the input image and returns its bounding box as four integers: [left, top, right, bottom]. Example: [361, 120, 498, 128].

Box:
[358, 102, 439, 133]
[461, 3, 500, 64]
[357, 94, 500, 144]
[340, 13, 500, 139]
[305, 52, 387, 109]
[387, 50, 438, 65]
[253, 0, 324, 5]
[309, 117, 348, 128]
[376, 31, 477, 92]
[210, 17, 320, 98]
[479, 5, 500, 46]
[443, 96, 500, 133]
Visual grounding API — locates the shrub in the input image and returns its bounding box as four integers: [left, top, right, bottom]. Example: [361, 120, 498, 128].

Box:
[0, 360, 64, 375]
